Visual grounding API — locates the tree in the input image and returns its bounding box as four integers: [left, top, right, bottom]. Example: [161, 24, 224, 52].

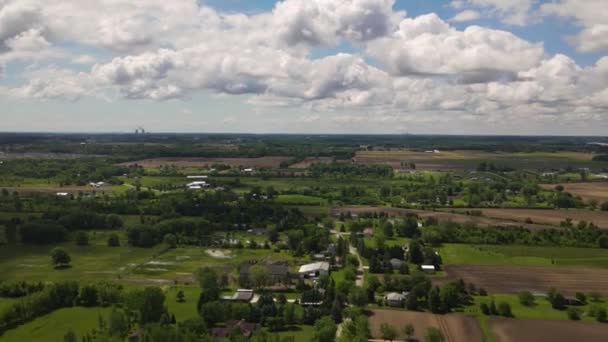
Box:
[498, 302, 513, 317]
[479, 302, 490, 315]
[107, 233, 120, 247]
[312, 316, 337, 342]
[79, 284, 98, 306]
[177, 290, 185, 302]
[575, 292, 587, 304]
[380, 323, 397, 341]
[63, 330, 77, 342]
[163, 233, 177, 248]
[567, 307, 581, 320]
[518, 291, 535, 306]
[108, 307, 129, 338]
[75, 231, 89, 246]
[382, 222, 394, 239]
[601, 201, 608, 211]
[197, 267, 220, 305]
[403, 323, 415, 341]
[348, 287, 368, 307]
[51, 247, 71, 268]
[250, 265, 271, 289]
[408, 240, 424, 264]
[125, 287, 166, 324]
[425, 327, 445, 342]
[428, 287, 442, 313]
[596, 308, 607, 322]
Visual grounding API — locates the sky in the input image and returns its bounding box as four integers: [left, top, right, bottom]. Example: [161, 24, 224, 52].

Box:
[1, 0, 607, 135]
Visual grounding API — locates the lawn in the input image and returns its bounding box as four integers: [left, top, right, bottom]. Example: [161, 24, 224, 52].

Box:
[0, 235, 164, 283]
[164, 285, 201, 322]
[274, 325, 315, 342]
[1, 307, 111, 342]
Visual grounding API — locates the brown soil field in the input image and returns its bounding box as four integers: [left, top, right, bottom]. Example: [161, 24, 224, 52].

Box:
[435, 265, 608, 296]
[540, 182, 608, 203]
[121, 157, 291, 168]
[489, 317, 608, 342]
[369, 309, 484, 342]
[331, 206, 556, 231]
[453, 208, 608, 229]
[288, 157, 333, 169]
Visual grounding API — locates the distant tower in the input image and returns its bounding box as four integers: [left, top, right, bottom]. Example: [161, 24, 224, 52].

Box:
[134, 126, 146, 134]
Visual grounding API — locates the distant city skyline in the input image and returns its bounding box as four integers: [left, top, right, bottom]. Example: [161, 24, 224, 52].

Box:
[1, 0, 607, 135]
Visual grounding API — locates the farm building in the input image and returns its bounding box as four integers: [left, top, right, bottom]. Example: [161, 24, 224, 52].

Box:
[186, 181, 209, 190]
[186, 175, 208, 179]
[384, 292, 408, 307]
[298, 262, 330, 278]
[89, 181, 106, 188]
[56, 192, 69, 197]
[421, 265, 436, 274]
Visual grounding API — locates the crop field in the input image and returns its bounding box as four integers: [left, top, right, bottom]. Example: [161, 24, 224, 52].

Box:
[121, 156, 292, 168]
[540, 182, 608, 203]
[457, 208, 608, 229]
[435, 265, 608, 295]
[288, 157, 333, 169]
[1, 307, 112, 342]
[488, 317, 608, 342]
[354, 150, 608, 171]
[368, 309, 484, 341]
[440, 244, 608, 268]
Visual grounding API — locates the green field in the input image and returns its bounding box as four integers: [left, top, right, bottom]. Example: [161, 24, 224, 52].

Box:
[274, 194, 328, 206]
[164, 286, 201, 322]
[275, 325, 315, 341]
[440, 244, 608, 268]
[466, 294, 608, 322]
[1, 307, 111, 342]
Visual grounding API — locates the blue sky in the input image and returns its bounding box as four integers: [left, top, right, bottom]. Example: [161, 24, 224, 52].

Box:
[1, 0, 607, 134]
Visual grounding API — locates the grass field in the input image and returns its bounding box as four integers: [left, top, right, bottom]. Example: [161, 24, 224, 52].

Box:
[1, 307, 111, 342]
[466, 294, 608, 322]
[164, 285, 201, 322]
[275, 325, 314, 341]
[440, 244, 608, 268]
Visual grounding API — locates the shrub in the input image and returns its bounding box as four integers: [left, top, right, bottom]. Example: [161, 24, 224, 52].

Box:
[107, 233, 120, 247]
[498, 302, 513, 317]
[567, 307, 581, 320]
[518, 291, 535, 306]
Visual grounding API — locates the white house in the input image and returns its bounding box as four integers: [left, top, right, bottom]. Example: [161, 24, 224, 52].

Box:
[298, 262, 330, 278]
[384, 292, 408, 307]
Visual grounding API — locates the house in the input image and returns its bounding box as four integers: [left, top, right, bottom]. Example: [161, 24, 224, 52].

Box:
[212, 320, 260, 341]
[89, 181, 106, 188]
[231, 289, 254, 302]
[313, 253, 327, 261]
[187, 181, 209, 188]
[243, 168, 254, 173]
[363, 228, 374, 238]
[56, 192, 69, 197]
[298, 262, 330, 278]
[385, 292, 408, 307]
[421, 265, 436, 274]
[390, 258, 405, 270]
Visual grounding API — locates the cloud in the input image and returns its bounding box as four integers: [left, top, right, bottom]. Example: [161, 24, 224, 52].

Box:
[541, 0, 608, 52]
[366, 14, 544, 79]
[0, 0, 606, 133]
[450, 10, 481, 23]
[450, 0, 537, 26]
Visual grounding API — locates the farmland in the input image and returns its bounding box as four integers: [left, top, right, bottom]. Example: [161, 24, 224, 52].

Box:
[2, 133, 608, 341]
[489, 318, 608, 342]
[368, 309, 484, 341]
[540, 182, 608, 203]
[436, 265, 608, 295]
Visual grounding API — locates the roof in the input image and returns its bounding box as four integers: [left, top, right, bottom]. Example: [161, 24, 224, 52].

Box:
[232, 289, 254, 301]
[186, 175, 208, 179]
[385, 292, 405, 301]
[421, 265, 436, 270]
[298, 262, 330, 274]
[390, 258, 404, 266]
